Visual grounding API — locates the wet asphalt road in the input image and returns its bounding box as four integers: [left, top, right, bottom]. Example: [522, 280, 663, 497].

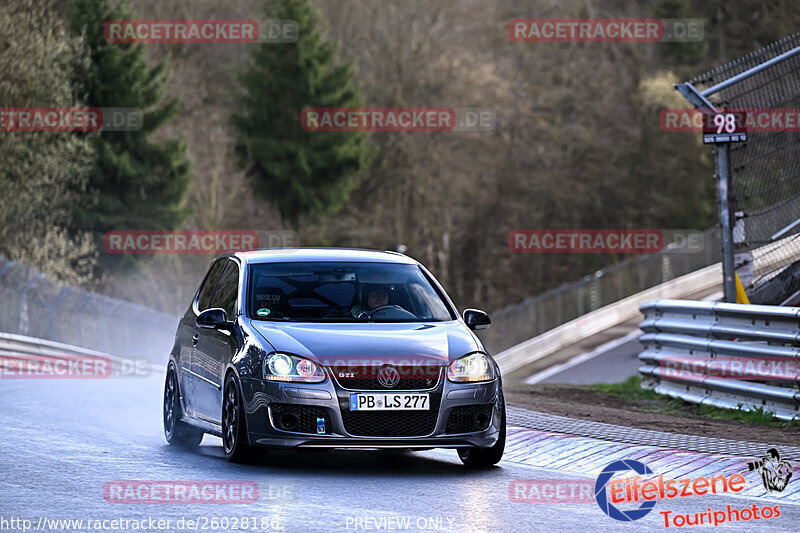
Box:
[1, 371, 797, 532]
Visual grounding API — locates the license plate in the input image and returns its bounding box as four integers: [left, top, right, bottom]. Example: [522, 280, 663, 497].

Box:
[349, 393, 429, 411]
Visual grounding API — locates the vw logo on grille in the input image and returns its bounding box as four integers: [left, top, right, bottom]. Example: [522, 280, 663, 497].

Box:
[377, 366, 401, 388]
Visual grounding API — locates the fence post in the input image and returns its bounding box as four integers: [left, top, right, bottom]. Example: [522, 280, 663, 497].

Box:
[18, 273, 45, 336]
[675, 81, 737, 302]
[590, 271, 602, 310]
[555, 289, 562, 325]
[715, 143, 737, 302]
[77, 293, 96, 346]
[50, 287, 69, 339]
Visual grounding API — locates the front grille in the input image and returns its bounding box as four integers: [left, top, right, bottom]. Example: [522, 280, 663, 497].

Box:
[337, 376, 439, 390]
[445, 404, 492, 434]
[269, 404, 330, 434]
[331, 365, 442, 391]
[338, 392, 441, 437]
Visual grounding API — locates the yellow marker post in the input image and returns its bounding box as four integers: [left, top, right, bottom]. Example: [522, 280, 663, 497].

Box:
[735, 272, 751, 305]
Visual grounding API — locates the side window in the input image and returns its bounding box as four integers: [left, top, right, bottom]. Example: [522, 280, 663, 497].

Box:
[209, 260, 240, 318]
[196, 259, 226, 312]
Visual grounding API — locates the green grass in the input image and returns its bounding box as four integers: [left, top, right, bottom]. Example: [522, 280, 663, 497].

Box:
[592, 375, 660, 400]
[590, 375, 797, 428]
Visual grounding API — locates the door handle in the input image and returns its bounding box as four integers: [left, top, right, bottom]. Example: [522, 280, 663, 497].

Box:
[192, 333, 199, 346]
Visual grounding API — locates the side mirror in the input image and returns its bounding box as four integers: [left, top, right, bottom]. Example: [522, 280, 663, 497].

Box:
[197, 308, 230, 329]
[463, 308, 491, 331]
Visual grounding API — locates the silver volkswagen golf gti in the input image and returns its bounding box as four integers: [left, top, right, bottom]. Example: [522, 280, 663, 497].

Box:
[163, 248, 505, 467]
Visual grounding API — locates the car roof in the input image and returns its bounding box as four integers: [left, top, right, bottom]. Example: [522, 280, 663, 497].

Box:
[226, 248, 419, 266]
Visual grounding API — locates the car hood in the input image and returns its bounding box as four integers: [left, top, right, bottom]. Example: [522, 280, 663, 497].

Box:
[248, 320, 481, 366]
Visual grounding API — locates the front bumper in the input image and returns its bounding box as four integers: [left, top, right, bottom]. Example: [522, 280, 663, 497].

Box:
[239, 372, 503, 449]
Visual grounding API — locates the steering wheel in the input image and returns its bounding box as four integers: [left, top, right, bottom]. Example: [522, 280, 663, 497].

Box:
[359, 304, 415, 320]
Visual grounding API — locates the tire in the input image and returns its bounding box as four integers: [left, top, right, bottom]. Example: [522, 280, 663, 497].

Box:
[222, 374, 256, 463]
[163, 365, 204, 448]
[457, 401, 506, 468]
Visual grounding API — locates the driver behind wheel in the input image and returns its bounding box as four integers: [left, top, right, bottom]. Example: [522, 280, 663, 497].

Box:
[351, 284, 390, 318]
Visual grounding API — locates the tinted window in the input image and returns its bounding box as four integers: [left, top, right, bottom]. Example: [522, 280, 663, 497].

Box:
[196, 259, 226, 311]
[248, 262, 453, 322]
[209, 260, 240, 317]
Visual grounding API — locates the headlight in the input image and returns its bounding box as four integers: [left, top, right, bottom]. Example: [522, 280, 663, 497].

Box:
[447, 353, 494, 383]
[263, 353, 326, 383]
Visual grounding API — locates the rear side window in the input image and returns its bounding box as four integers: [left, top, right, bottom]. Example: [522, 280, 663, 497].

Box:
[210, 260, 240, 317]
[196, 259, 226, 311]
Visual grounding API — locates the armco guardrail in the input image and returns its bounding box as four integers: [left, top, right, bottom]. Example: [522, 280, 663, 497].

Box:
[0, 331, 154, 376]
[638, 299, 800, 421]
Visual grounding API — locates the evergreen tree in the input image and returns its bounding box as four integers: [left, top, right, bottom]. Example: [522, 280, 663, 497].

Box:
[656, 0, 707, 66]
[68, 0, 191, 237]
[233, 0, 371, 229]
[0, 0, 97, 285]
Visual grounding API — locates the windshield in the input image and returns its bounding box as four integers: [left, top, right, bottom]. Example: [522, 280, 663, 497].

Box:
[247, 261, 454, 322]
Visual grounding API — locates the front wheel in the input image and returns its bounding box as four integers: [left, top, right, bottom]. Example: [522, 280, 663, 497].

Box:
[458, 402, 506, 468]
[163, 365, 204, 448]
[222, 374, 255, 463]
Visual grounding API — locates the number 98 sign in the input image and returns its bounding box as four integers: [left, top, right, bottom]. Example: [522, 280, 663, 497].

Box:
[703, 111, 747, 144]
[714, 113, 737, 133]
